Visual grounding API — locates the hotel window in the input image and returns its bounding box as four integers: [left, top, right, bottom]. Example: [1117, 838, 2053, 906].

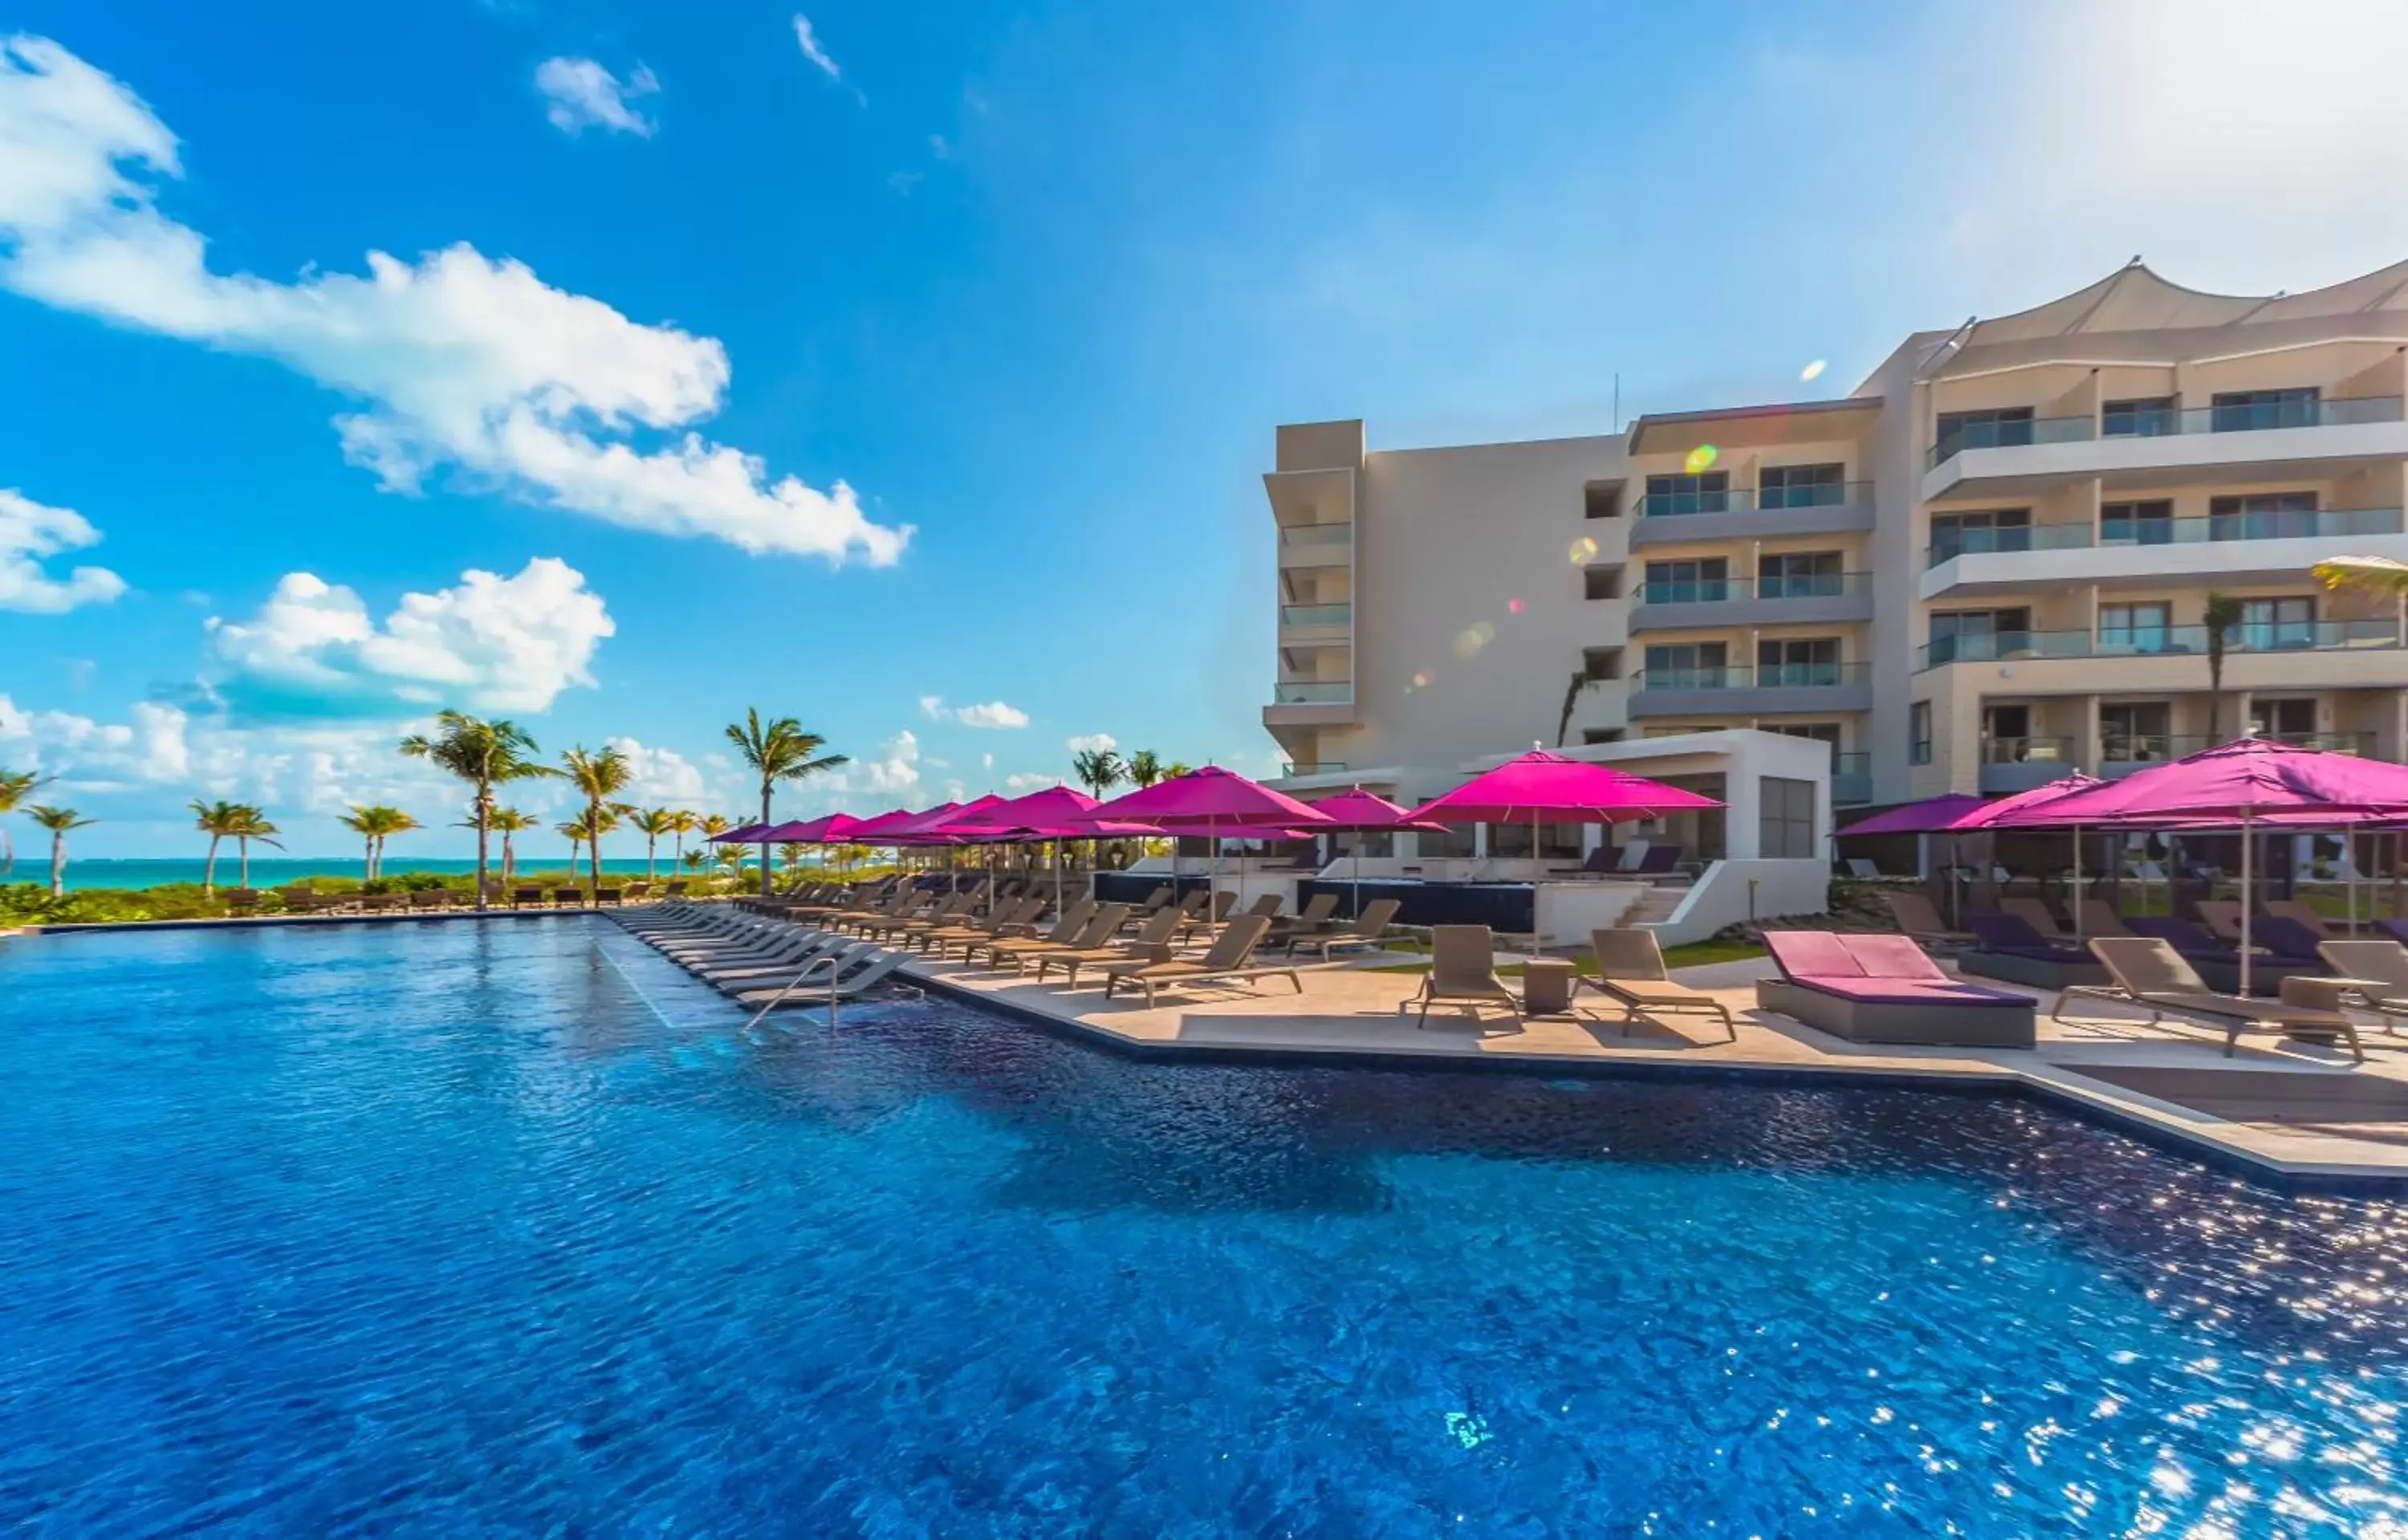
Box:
[1642, 470, 1730, 516]
[1756, 637, 1841, 687]
[1641, 557, 1728, 603]
[1643, 642, 1728, 690]
[1758, 550, 1843, 599]
[2233, 597, 2316, 650]
[1580, 728, 1625, 745]
[1934, 406, 2034, 459]
[2100, 499, 2174, 545]
[2208, 491, 2317, 540]
[2101, 397, 2178, 437]
[1582, 565, 1622, 601]
[1581, 646, 1623, 681]
[2101, 703, 2172, 763]
[1758, 463, 1845, 509]
[2251, 698, 2318, 743]
[1926, 608, 2031, 665]
[1583, 483, 1622, 519]
[1765, 722, 1843, 768]
[1928, 507, 2031, 564]
[2211, 388, 2320, 433]
[1909, 702, 1932, 764]
[2098, 601, 2172, 654]
[1758, 776, 1818, 860]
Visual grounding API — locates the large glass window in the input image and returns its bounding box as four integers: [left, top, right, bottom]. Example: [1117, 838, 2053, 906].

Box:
[1758, 776, 1818, 860]
[2100, 499, 2174, 545]
[1756, 637, 1841, 686]
[2209, 491, 2318, 540]
[2102, 397, 2178, 437]
[2234, 597, 2316, 650]
[1926, 608, 2032, 664]
[1641, 557, 1729, 603]
[1934, 407, 2035, 459]
[1643, 642, 1728, 689]
[1642, 471, 1730, 515]
[1909, 702, 1932, 765]
[2101, 702, 2172, 763]
[1757, 463, 1845, 508]
[1757, 550, 1843, 598]
[1929, 507, 2032, 564]
[2211, 388, 2320, 433]
[2099, 602, 2172, 654]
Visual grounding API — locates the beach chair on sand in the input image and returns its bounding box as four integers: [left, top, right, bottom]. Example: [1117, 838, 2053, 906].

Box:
[1582, 927, 1735, 1042]
[2063, 937, 2363, 1060]
[511, 886, 547, 909]
[1408, 925, 1520, 1027]
[1286, 898, 1402, 961]
[1100, 915, 1304, 1008]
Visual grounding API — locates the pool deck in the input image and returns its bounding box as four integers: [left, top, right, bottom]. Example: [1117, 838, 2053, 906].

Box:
[888, 948, 2408, 1188]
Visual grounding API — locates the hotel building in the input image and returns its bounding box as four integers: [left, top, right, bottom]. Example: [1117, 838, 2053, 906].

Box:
[1263, 259, 2408, 822]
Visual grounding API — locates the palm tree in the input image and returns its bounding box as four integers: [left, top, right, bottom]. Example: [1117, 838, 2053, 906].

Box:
[559, 744, 635, 892]
[27, 805, 92, 897]
[778, 841, 807, 874]
[724, 709, 848, 898]
[1072, 748, 1125, 799]
[0, 768, 51, 881]
[191, 799, 246, 896]
[665, 809, 698, 869]
[557, 813, 591, 878]
[681, 846, 710, 873]
[339, 805, 417, 880]
[229, 805, 282, 889]
[698, 813, 735, 841]
[400, 712, 555, 911]
[628, 808, 678, 880]
[2203, 590, 2247, 744]
[1125, 749, 1165, 789]
[1162, 761, 1194, 780]
[487, 806, 536, 886]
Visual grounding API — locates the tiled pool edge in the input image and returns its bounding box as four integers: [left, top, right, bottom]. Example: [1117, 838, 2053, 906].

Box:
[903, 964, 2408, 1196]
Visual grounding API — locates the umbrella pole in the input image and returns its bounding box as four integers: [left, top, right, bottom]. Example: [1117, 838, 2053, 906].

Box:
[2239, 812, 2255, 998]
[1531, 807, 1543, 949]
[2071, 826, 2083, 944]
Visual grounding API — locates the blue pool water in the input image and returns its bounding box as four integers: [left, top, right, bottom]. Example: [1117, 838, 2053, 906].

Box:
[2, 921, 2405, 1535]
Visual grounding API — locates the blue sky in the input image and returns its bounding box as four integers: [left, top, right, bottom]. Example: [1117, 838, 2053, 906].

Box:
[6, 0, 2408, 858]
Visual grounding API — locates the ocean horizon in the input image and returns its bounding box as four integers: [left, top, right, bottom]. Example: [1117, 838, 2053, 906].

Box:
[13, 855, 787, 893]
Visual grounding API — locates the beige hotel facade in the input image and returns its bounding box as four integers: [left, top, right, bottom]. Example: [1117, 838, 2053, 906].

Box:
[1262, 259, 2408, 813]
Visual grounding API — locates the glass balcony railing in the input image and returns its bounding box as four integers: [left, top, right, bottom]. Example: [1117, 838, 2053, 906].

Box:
[1926, 507, 2404, 566]
[1981, 735, 2076, 765]
[2102, 731, 2374, 764]
[1278, 521, 1352, 548]
[1271, 681, 1352, 705]
[1634, 662, 1870, 692]
[1915, 620, 2404, 670]
[1279, 760, 1348, 777]
[1279, 602, 1351, 627]
[1927, 396, 2405, 469]
[1634, 572, 1871, 604]
[1831, 752, 1873, 806]
[1636, 480, 1873, 518]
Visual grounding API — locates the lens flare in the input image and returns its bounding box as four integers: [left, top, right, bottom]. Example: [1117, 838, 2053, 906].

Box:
[1507, 597, 1525, 615]
[1568, 536, 1598, 566]
[1411, 670, 1434, 689]
[1800, 359, 1828, 382]
[1685, 444, 1719, 475]
[1453, 621, 1495, 659]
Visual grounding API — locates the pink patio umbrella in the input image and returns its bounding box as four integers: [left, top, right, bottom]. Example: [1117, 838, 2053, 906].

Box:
[1838, 793, 1998, 926]
[1288, 786, 1446, 916]
[772, 811, 867, 879]
[1946, 772, 2103, 939]
[711, 822, 771, 842]
[1990, 739, 2408, 993]
[949, 786, 1161, 906]
[1080, 766, 1335, 899]
[1405, 749, 1720, 943]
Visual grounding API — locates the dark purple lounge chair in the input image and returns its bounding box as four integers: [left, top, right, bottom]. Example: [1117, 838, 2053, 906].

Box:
[1632, 844, 1683, 877]
[1756, 931, 2036, 1048]
[1960, 913, 2108, 990]
[2377, 918, 2408, 950]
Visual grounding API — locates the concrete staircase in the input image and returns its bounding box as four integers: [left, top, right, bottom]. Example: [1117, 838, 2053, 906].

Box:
[1625, 884, 1689, 930]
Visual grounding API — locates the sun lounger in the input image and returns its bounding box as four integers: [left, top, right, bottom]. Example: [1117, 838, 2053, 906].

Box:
[1844, 857, 1885, 881]
[2073, 898, 2131, 939]
[1959, 912, 2107, 990]
[1032, 906, 1184, 984]
[2125, 916, 2321, 996]
[1581, 927, 1735, 1042]
[1880, 890, 1969, 947]
[1999, 897, 2066, 939]
[960, 900, 1097, 966]
[2195, 900, 2244, 943]
[1286, 898, 1402, 961]
[2310, 939, 2408, 1033]
[983, 905, 1132, 972]
[729, 947, 909, 1008]
[552, 886, 586, 909]
[2065, 937, 2363, 1060]
[1100, 915, 1302, 1007]
[696, 934, 855, 984]
[1757, 931, 2036, 1049]
[1409, 925, 1520, 1027]
[902, 895, 1042, 951]
[1263, 891, 1341, 947]
[2264, 899, 2333, 939]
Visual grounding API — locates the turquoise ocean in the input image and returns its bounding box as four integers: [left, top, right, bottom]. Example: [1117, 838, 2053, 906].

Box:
[22, 857, 769, 894]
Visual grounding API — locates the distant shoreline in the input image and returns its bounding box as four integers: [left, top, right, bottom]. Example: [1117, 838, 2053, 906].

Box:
[15, 855, 780, 894]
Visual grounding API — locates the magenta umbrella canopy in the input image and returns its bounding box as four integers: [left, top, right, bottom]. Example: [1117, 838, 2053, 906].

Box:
[951, 785, 1100, 829]
[1837, 793, 1991, 837]
[771, 813, 864, 844]
[1988, 739, 2408, 828]
[878, 801, 968, 845]
[710, 822, 770, 842]
[844, 807, 928, 844]
[1406, 750, 1720, 825]
[1943, 773, 2101, 830]
[1298, 786, 1447, 833]
[1082, 766, 1332, 828]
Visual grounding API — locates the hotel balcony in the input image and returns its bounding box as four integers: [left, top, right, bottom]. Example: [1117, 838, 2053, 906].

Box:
[1832, 751, 1873, 807]
[1914, 620, 2405, 673]
[1276, 520, 1353, 570]
[1629, 481, 1877, 546]
[1278, 601, 1352, 648]
[1920, 508, 2408, 599]
[2098, 731, 2374, 778]
[1628, 661, 1874, 717]
[1630, 571, 1874, 632]
[1920, 396, 2408, 500]
[1261, 678, 1356, 731]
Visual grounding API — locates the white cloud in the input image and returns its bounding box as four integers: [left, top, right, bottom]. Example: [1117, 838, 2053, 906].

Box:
[1003, 772, 1053, 792]
[1065, 732, 1117, 755]
[791, 15, 842, 80]
[606, 735, 706, 803]
[859, 728, 920, 793]
[205, 557, 612, 719]
[0, 488, 125, 613]
[980, 752, 994, 770]
[535, 57, 659, 138]
[0, 36, 909, 565]
[928, 133, 951, 161]
[0, 695, 187, 790]
[919, 695, 1029, 729]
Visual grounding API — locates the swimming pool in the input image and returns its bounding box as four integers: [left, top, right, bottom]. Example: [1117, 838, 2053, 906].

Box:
[2, 919, 2404, 1535]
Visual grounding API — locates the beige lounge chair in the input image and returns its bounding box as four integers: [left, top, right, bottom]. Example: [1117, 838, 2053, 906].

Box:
[2075, 898, 2133, 939]
[1099, 915, 1300, 1007]
[1409, 925, 1520, 1027]
[1999, 897, 2065, 939]
[961, 899, 1096, 966]
[905, 895, 1042, 951]
[1582, 927, 1735, 1043]
[2065, 937, 2363, 1060]
[2195, 900, 2244, 943]
[1263, 891, 1341, 947]
[1881, 890, 1967, 946]
[2312, 939, 2408, 1032]
[1287, 898, 1402, 962]
[2268, 899, 2333, 939]
[985, 905, 1132, 972]
[1033, 906, 1185, 984]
